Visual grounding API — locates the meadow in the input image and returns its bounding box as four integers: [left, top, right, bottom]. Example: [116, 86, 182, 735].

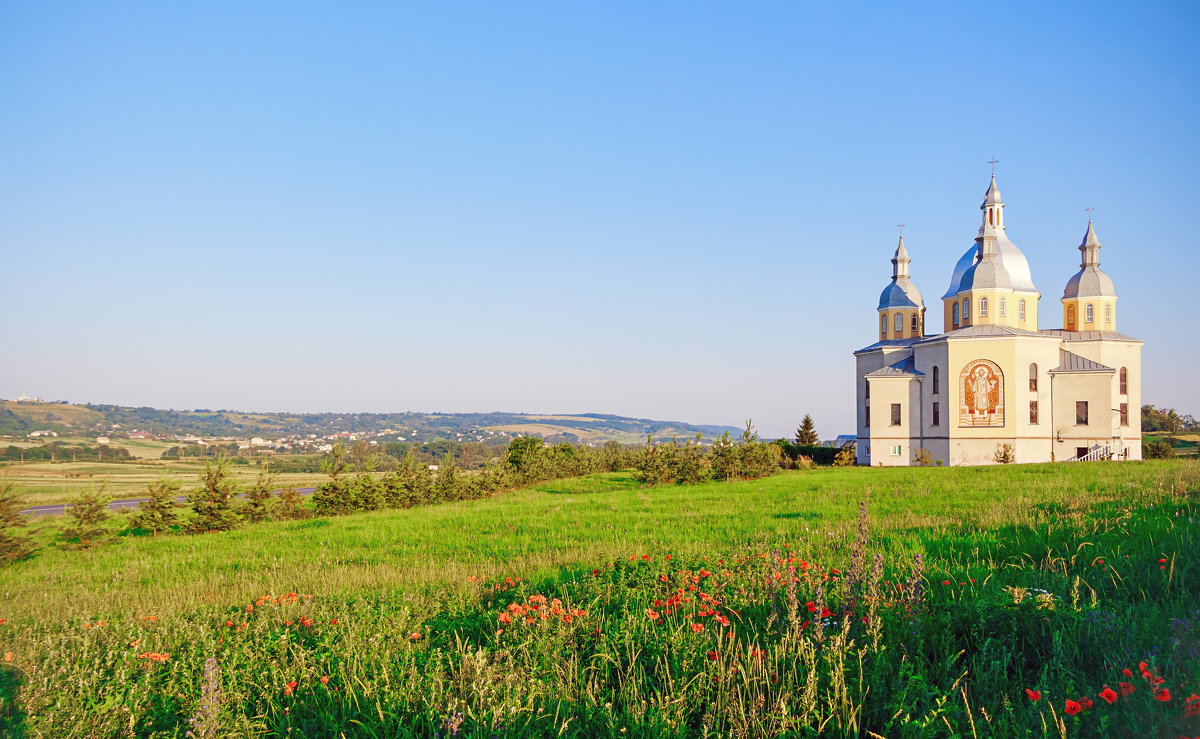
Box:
[0, 461, 1197, 737]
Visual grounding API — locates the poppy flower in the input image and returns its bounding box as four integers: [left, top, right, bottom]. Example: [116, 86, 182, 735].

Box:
[1119, 682, 1135, 696]
[284, 681, 297, 696]
[1078, 696, 1093, 710]
[1064, 699, 1081, 715]
[706, 650, 718, 661]
[1123, 668, 1133, 678]
[1184, 694, 1200, 717]
[645, 609, 660, 621]
[691, 623, 704, 634]
[1025, 689, 1041, 702]
[1155, 688, 1171, 702]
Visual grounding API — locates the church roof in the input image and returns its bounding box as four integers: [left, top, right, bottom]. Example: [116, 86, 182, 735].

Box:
[1038, 329, 1141, 342]
[938, 324, 1046, 339]
[853, 337, 922, 354]
[878, 236, 924, 310]
[1062, 222, 1116, 299]
[866, 356, 923, 377]
[943, 232, 1036, 296]
[1051, 350, 1114, 374]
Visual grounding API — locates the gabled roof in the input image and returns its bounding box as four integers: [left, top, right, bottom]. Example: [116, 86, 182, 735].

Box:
[926, 324, 1047, 341]
[1038, 329, 1140, 343]
[866, 356, 923, 378]
[1051, 350, 1114, 374]
[853, 337, 922, 354]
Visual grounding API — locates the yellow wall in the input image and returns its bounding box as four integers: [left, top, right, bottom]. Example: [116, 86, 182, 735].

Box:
[878, 309, 924, 341]
[1062, 298, 1117, 331]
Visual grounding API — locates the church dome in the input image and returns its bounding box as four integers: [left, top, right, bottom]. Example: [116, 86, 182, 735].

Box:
[942, 176, 1037, 297]
[878, 237, 924, 310]
[1063, 221, 1116, 299]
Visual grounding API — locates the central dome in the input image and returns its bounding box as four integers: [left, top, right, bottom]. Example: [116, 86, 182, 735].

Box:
[942, 233, 1037, 297]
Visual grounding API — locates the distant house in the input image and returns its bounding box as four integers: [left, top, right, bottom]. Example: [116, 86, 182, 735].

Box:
[28, 430, 57, 438]
[250, 437, 268, 446]
[128, 430, 152, 439]
[96, 436, 111, 445]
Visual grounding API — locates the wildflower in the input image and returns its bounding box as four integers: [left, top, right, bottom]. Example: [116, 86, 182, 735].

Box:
[1064, 699, 1081, 715]
[226, 621, 234, 628]
[691, 623, 704, 634]
[498, 613, 511, 624]
[284, 681, 297, 696]
[2, 653, 10, 662]
[1099, 686, 1117, 704]
[1123, 668, 1133, 678]
[713, 613, 730, 627]
[1025, 689, 1041, 702]
[1155, 688, 1171, 702]
[130, 640, 140, 647]
[330, 619, 339, 625]
[659, 575, 669, 582]
[1119, 682, 1135, 696]
[1184, 693, 1200, 717]
[942, 579, 950, 585]
[706, 650, 718, 661]
[1078, 696, 1093, 710]
[320, 676, 329, 684]
[410, 632, 421, 640]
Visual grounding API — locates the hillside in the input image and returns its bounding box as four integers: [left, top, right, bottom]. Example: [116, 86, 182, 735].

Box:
[0, 400, 739, 444]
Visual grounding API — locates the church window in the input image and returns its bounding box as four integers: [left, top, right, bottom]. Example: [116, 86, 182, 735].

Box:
[979, 297, 988, 317]
[911, 313, 918, 334]
[1029, 400, 1039, 424]
[1018, 299, 1026, 321]
[1105, 304, 1111, 323]
[1086, 304, 1094, 323]
[932, 366, 940, 394]
[1076, 401, 1089, 426]
[1000, 297, 1006, 317]
[1029, 363, 1038, 392]
[891, 403, 902, 426]
[932, 402, 940, 426]
[1068, 305, 1076, 327]
[1120, 403, 1129, 426]
[895, 313, 903, 334]
[952, 303, 960, 326]
[1119, 367, 1127, 395]
[963, 298, 970, 322]
[881, 314, 887, 336]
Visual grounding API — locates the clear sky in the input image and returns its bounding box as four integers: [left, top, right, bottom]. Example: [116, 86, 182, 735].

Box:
[1, 2, 1197, 438]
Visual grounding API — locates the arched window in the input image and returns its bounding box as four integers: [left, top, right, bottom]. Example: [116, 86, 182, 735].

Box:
[932, 366, 940, 394]
[1068, 305, 1075, 326]
[895, 313, 903, 334]
[1119, 367, 1128, 395]
[1086, 304, 1094, 323]
[881, 314, 887, 335]
[1000, 297, 1006, 317]
[911, 313, 918, 334]
[1105, 304, 1112, 323]
[952, 302, 959, 326]
[1029, 363, 1038, 392]
[1018, 299, 1026, 321]
[963, 298, 970, 321]
[979, 297, 988, 317]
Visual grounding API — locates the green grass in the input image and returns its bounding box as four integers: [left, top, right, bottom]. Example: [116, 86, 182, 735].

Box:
[1, 461, 1198, 736]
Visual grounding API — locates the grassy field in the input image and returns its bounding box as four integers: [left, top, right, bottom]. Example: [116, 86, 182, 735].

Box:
[1, 461, 1198, 736]
[0, 459, 327, 505]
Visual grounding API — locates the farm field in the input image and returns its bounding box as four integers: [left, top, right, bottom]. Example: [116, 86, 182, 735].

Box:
[0, 459, 327, 506]
[0, 461, 1198, 736]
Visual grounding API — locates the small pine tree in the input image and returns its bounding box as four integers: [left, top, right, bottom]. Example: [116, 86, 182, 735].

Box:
[433, 454, 462, 501]
[833, 444, 857, 467]
[188, 456, 241, 533]
[240, 468, 276, 524]
[0, 478, 37, 564]
[277, 486, 308, 519]
[313, 442, 354, 515]
[62, 484, 112, 549]
[130, 477, 183, 535]
[710, 431, 738, 481]
[794, 415, 820, 446]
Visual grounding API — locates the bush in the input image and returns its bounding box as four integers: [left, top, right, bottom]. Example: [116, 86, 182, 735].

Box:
[993, 443, 1016, 464]
[130, 478, 183, 535]
[61, 484, 112, 549]
[0, 478, 37, 564]
[833, 445, 857, 467]
[188, 456, 241, 533]
[1144, 439, 1176, 459]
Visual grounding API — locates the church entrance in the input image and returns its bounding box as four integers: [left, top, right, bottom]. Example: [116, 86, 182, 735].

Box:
[1076, 447, 1089, 459]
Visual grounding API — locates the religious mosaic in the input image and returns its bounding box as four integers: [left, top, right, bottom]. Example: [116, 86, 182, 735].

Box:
[959, 359, 1004, 427]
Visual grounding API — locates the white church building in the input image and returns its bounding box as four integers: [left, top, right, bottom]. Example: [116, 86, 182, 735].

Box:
[854, 175, 1142, 466]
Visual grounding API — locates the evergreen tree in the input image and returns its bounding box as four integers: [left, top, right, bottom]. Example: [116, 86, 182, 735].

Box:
[794, 414, 820, 446]
[0, 478, 37, 564]
[241, 468, 276, 524]
[709, 431, 738, 482]
[313, 441, 353, 515]
[130, 477, 183, 535]
[433, 453, 461, 501]
[277, 486, 308, 519]
[187, 456, 241, 533]
[62, 484, 112, 549]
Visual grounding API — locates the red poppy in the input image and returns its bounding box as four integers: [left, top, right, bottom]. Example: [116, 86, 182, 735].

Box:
[1064, 699, 1081, 715]
[284, 681, 297, 696]
[942, 580, 951, 585]
[1119, 682, 1135, 696]
[1123, 668, 1133, 678]
[1184, 693, 1200, 717]
[1079, 697, 1093, 710]
[320, 676, 329, 684]
[691, 622, 704, 633]
[706, 650, 718, 661]
[1025, 688, 1041, 702]
[1155, 688, 1171, 702]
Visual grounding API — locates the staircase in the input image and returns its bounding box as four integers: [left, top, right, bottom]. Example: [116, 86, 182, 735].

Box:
[1069, 444, 1114, 462]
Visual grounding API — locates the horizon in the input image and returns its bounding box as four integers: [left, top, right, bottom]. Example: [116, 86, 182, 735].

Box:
[3, 2, 1198, 438]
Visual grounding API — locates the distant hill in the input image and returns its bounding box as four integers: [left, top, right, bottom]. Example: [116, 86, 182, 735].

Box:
[0, 400, 740, 445]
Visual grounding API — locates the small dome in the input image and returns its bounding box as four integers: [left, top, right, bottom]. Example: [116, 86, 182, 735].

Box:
[878, 280, 923, 310]
[1063, 222, 1116, 299]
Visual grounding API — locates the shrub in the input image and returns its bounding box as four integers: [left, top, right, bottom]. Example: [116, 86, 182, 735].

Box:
[993, 442, 1016, 464]
[188, 456, 241, 533]
[0, 478, 37, 564]
[240, 469, 276, 524]
[913, 448, 935, 467]
[1144, 439, 1176, 459]
[61, 484, 112, 549]
[833, 444, 857, 467]
[130, 477, 183, 535]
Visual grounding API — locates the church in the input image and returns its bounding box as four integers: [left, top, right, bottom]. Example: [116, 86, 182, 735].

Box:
[853, 174, 1142, 466]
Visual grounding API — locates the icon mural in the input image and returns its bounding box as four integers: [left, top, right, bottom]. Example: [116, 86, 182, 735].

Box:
[959, 359, 1004, 427]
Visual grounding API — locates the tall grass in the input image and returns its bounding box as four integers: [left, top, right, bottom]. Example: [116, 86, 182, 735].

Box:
[0, 461, 1197, 736]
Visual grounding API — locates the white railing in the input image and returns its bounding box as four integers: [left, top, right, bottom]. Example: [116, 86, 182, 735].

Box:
[1069, 444, 1113, 462]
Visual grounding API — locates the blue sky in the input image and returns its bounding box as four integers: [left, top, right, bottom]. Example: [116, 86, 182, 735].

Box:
[1, 2, 1197, 438]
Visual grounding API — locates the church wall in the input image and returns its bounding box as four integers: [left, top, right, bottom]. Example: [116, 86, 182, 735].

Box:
[1061, 339, 1142, 459]
[1063, 299, 1117, 332]
[1011, 339, 1060, 463]
[1014, 291, 1040, 332]
[864, 375, 921, 466]
[1049, 370, 1117, 460]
